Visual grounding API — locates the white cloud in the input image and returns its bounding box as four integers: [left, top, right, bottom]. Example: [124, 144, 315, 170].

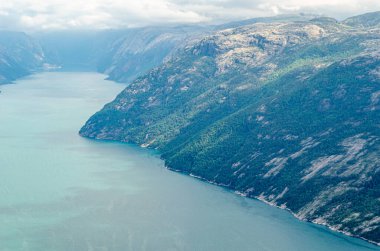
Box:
[0, 0, 379, 30]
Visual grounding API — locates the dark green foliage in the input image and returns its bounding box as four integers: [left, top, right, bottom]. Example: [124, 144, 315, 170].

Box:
[80, 13, 380, 244]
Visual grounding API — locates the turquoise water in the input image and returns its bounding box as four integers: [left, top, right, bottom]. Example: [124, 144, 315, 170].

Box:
[0, 72, 379, 251]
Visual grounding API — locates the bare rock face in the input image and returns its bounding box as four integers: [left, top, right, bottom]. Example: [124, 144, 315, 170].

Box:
[80, 12, 380, 245]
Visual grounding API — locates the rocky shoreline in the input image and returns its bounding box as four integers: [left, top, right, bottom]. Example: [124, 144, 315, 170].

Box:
[166, 165, 380, 247]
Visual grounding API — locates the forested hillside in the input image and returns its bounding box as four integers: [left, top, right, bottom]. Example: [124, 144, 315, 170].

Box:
[80, 12, 380, 244]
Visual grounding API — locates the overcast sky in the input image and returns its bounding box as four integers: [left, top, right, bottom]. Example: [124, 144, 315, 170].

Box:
[0, 0, 379, 30]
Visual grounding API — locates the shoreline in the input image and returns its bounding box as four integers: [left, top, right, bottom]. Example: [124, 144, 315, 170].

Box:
[166, 165, 380, 248]
[77, 135, 380, 248]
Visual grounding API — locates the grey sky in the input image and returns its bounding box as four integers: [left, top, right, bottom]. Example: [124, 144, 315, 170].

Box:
[0, 0, 379, 30]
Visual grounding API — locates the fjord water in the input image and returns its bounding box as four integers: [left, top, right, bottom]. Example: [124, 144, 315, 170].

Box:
[0, 72, 378, 251]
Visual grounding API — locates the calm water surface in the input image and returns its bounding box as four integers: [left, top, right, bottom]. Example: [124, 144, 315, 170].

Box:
[0, 72, 379, 251]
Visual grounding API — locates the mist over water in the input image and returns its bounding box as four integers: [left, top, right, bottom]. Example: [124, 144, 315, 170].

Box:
[0, 72, 378, 250]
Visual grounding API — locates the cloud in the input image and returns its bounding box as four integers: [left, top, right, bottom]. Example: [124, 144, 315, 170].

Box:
[0, 0, 379, 31]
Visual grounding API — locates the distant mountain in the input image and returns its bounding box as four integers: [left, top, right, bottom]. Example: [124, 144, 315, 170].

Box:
[216, 13, 320, 29]
[98, 26, 210, 83]
[80, 12, 380, 244]
[0, 26, 207, 85]
[36, 26, 209, 82]
[0, 31, 45, 84]
[343, 11, 380, 28]
[35, 30, 109, 71]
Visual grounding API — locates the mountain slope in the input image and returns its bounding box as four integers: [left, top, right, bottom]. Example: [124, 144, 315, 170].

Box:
[343, 11, 380, 28]
[98, 26, 210, 83]
[0, 31, 46, 84]
[80, 14, 380, 244]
